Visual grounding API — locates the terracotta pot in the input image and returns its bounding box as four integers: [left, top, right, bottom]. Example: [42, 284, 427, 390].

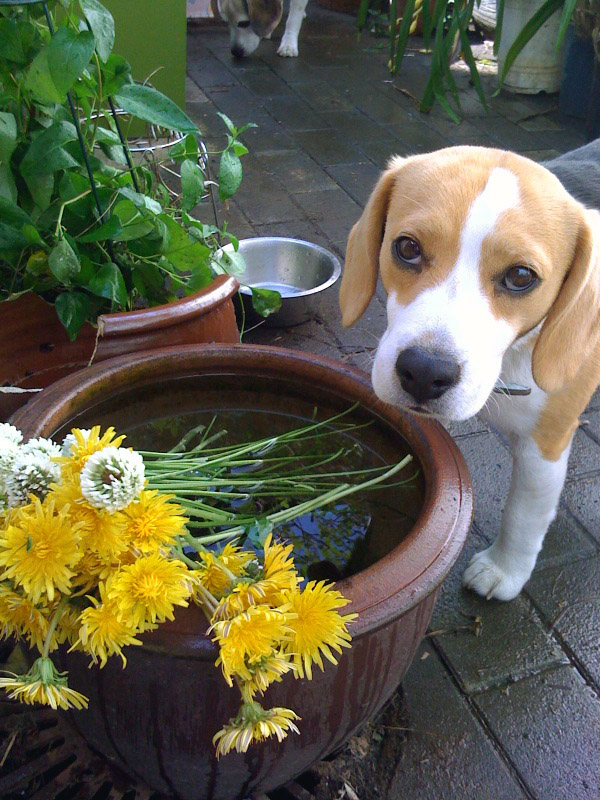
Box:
[0, 276, 239, 421]
[10, 345, 472, 800]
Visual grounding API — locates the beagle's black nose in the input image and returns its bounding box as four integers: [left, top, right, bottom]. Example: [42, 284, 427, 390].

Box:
[395, 347, 460, 404]
[231, 45, 245, 58]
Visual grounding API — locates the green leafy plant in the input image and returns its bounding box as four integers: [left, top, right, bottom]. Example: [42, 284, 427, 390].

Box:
[357, 0, 588, 120]
[0, 0, 275, 340]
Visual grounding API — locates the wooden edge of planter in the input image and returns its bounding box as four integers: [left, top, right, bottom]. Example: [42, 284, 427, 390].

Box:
[98, 275, 239, 337]
[9, 343, 473, 649]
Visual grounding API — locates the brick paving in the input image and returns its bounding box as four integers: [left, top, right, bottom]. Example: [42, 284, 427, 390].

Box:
[187, 9, 599, 799]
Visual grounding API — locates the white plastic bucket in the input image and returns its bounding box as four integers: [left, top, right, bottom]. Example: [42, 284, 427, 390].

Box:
[497, 0, 565, 94]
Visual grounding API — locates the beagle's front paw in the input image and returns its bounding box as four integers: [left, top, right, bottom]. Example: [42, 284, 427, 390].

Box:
[463, 547, 530, 601]
[277, 37, 299, 57]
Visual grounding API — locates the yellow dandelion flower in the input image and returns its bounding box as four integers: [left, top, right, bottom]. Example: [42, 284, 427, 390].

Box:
[220, 542, 254, 577]
[211, 536, 299, 621]
[239, 650, 297, 701]
[263, 534, 299, 591]
[121, 490, 187, 554]
[0, 497, 83, 603]
[210, 605, 294, 686]
[53, 603, 83, 648]
[72, 550, 115, 594]
[0, 584, 49, 652]
[279, 581, 358, 680]
[50, 482, 128, 562]
[195, 551, 232, 598]
[77, 582, 142, 667]
[58, 426, 126, 481]
[213, 702, 300, 758]
[107, 554, 193, 630]
[0, 656, 88, 710]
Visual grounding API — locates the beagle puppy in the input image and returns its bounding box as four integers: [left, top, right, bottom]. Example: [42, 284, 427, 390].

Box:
[339, 143, 600, 601]
[217, 0, 309, 58]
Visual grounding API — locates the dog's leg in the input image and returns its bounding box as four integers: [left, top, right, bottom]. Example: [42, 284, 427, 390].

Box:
[277, 0, 309, 57]
[463, 434, 572, 601]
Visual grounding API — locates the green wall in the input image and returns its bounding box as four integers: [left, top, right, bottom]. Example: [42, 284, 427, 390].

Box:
[102, 1, 187, 134]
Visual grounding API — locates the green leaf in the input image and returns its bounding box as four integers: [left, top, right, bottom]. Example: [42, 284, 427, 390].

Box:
[88, 262, 127, 307]
[218, 149, 242, 201]
[21, 121, 79, 176]
[25, 172, 55, 212]
[0, 197, 32, 228]
[231, 139, 249, 157]
[356, 0, 370, 30]
[0, 112, 17, 163]
[114, 84, 199, 135]
[112, 199, 155, 241]
[185, 266, 213, 294]
[118, 186, 162, 215]
[55, 291, 91, 341]
[77, 215, 123, 242]
[22, 224, 45, 247]
[47, 28, 95, 99]
[494, 0, 505, 56]
[132, 263, 164, 298]
[181, 159, 205, 211]
[213, 249, 246, 277]
[0, 18, 27, 64]
[24, 47, 63, 104]
[169, 134, 198, 163]
[101, 54, 132, 95]
[160, 215, 210, 272]
[555, 0, 578, 51]
[0, 164, 17, 204]
[49, 238, 81, 283]
[250, 286, 282, 317]
[0, 222, 28, 250]
[80, 0, 115, 63]
[216, 112, 237, 136]
[72, 255, 96, 287]
[244, 518, 273, 549]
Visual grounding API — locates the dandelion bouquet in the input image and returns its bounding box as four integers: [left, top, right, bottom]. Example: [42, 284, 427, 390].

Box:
[0, 416, 411, 756]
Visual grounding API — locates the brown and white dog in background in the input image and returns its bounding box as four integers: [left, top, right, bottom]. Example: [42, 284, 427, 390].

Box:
[339, 140, 600, 601]
[217, 0, 309, 58]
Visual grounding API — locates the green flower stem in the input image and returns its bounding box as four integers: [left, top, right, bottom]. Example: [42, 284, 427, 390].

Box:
[42, 596, 69, 659]
[185, 455, 413, 546]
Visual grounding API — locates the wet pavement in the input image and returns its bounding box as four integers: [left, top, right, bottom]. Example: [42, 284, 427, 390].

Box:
[186, 9, 599, 800]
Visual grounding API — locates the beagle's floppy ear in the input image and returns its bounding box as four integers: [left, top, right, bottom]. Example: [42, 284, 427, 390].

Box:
[339, 159, 403, 328]
[248, 0, 282, 37]
[532, 208, 600, 393]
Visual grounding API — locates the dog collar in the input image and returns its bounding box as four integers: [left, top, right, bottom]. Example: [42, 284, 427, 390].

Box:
[493, 382, 531, 396]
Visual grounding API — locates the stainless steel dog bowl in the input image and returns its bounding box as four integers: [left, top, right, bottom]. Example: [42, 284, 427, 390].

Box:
[226, 237, 342, 327]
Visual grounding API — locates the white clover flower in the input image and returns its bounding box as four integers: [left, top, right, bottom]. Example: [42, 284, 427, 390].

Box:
[20, 437, 62, 461]
[5, 451, 61, 508]
[80, 447, 145, 512]
[0, 433, 22, 494]
[0, 424, 23, 446]
[61, 429, 92, 457]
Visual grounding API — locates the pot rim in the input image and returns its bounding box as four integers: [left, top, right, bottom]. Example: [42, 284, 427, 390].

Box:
[9, 344, 472, 641]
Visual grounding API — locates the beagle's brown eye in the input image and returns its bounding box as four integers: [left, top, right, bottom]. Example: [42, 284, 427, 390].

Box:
[238, 20, 251, 28]
[393, 236, 422, 268]
[501, 266, 538, 293]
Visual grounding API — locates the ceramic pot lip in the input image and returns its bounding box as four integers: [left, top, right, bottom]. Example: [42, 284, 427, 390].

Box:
[9, 343, 473, 642]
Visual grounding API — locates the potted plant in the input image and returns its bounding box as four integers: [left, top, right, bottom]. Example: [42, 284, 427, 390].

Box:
[357, 0, 587, 116]
[0, 1, 278, 418]
[2, 343, 473, 799]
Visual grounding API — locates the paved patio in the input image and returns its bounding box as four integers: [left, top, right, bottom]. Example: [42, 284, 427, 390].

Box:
[187, 8, 599, 800]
